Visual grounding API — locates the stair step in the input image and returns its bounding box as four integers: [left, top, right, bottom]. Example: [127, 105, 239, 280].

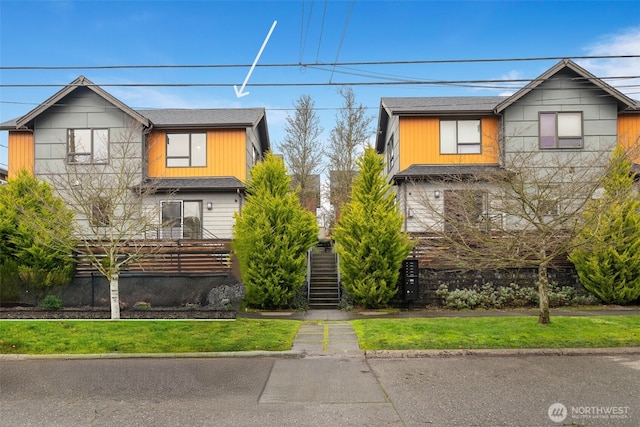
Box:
[308, 251, 340, 310]
[310, 290, 339, 296]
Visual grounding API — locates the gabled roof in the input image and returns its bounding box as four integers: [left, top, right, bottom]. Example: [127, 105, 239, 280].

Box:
[0, 76, 271, 152]
[495, 59, 639, 113]
[12, 76, 150, 129]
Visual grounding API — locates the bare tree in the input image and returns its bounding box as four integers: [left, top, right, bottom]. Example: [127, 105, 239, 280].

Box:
[411, 149, 612, 324]
[43, 122, 169, 319]
[326, 87, 374, 222]
[279, 95, 324, 212]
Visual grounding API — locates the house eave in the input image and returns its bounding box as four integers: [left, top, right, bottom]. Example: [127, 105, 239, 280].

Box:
[14, 76, 150, 129]
[495, 59, 638, 113]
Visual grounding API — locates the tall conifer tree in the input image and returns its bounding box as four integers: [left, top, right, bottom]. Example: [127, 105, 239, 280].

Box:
[233, 153, 318, 308]
[333, 148, 414, 307]
[570, 146, 640, 304]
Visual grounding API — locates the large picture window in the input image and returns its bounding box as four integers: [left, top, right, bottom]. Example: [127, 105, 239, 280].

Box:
[68, 129, 109, 164]
[166, 133, 207, 167]
[443, 190, 490, 231]
[539, 112, 583, 149]
[440, 120, 481, 154]
[161, 200, 203, 239]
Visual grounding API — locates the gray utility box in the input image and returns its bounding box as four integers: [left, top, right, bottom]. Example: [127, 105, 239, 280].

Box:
[400, 258, 419, 301]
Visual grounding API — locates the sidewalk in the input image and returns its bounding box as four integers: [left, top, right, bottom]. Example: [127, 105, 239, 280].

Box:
[243, 307, 640, 358]
[241, 305, 640, 321]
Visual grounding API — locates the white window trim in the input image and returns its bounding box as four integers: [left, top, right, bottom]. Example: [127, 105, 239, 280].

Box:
[440, 120, 482, 154]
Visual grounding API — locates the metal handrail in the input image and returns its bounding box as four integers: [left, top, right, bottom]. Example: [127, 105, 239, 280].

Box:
[334, 243, 341, 302]
[153, 224, 220, 240]
[306, 247, 313, 303]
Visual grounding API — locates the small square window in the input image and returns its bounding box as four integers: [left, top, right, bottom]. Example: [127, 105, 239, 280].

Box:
[539, 112, 583, 149]
[166, 133, 207, 167]
[440, 120, 481, 154]
[68, 129, 109, 164]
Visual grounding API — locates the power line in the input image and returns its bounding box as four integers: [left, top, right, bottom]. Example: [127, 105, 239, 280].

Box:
[315, 0, 329, 64]
[1, 76, 637, 89]
[1, 55, 638, 71]
[299, 0, 315, 64]
[329, 0, 355, 83]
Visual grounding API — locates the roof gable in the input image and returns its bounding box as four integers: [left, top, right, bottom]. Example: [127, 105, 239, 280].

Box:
[14, 76, 150, 129]
[495, 59, 638, 113]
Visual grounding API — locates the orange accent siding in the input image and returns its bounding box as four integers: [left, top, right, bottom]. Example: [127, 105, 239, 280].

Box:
[618, 115, 640, 164]
[8, 131, 34, 178]
[147, 129, 247, 180]
[398, 117, 499, 171]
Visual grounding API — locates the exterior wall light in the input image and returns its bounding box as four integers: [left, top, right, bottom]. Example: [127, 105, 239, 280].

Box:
[434, 190, 441, 199]
[206, 202, 213, 210]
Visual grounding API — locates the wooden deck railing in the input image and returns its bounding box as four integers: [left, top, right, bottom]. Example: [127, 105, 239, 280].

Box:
[74, 239, 233, 276]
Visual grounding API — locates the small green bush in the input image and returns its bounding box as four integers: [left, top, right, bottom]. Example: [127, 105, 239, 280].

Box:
[436, 282, 598, 310]
[339, 290, 355, 311]
[40, 295, 63, 311]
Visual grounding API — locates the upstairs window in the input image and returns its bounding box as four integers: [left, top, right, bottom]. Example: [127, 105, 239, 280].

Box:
[68, 129, 109, 164]
[386, 135, 395, 173]
[440, 120, 481, 154]
[166, 133, 207, 167]
[539, 112, 583, 149]
[252, 145, 260, 166]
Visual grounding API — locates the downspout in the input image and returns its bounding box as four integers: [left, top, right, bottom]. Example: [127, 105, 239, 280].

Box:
[142, 124, 154, 182]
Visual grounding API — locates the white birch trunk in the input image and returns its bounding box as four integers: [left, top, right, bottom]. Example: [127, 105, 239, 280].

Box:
[110, 273, 120, 320]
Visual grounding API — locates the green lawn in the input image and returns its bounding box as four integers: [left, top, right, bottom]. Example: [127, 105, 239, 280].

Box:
[2, 315, 639, 355]
[352, 316, 640, 350]
[0, 318, 300, 354]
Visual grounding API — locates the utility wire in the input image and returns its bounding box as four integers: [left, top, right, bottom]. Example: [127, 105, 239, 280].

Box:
[299, 0, 315, 64]
[329, 0, 355, 83]
[1, 76, 637, 88]
[315, 0, 328, 64]
[3, 55, 637, 70]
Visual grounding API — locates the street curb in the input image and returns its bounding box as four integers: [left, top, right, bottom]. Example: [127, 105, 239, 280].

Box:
[0, 350, 305, 361]
[3, 347, 639, 361]
[364, 347, 640, 359]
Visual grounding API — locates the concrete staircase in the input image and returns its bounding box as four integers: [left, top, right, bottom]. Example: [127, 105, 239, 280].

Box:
[308, 252, 340, 309]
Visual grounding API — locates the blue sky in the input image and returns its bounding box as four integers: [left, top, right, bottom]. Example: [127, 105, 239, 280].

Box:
[1, 0, 639, 170]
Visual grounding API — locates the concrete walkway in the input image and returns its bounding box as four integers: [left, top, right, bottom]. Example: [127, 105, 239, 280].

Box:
[292, 319, 362, 357]
[252, 307, 640, 358]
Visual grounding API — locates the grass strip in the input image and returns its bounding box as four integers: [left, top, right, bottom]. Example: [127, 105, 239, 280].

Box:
[352, 316, 640, 350]
[0, 318, 300, 354]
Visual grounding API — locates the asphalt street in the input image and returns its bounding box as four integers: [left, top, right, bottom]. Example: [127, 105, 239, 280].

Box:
[1, 353, 639, 426]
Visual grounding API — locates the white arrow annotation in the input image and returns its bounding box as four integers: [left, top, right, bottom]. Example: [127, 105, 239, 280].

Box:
[234, 20, 277, 98]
